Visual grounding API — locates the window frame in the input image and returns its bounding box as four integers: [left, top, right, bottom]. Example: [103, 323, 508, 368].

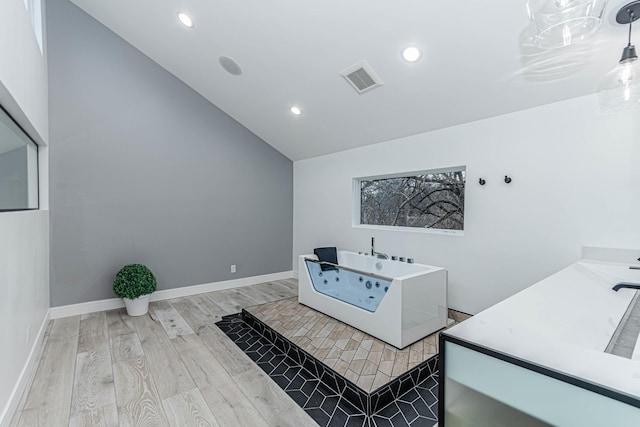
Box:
[24, 0, 44, 54]
[0, 105, 40, 213]
[352, 165, 466, 236]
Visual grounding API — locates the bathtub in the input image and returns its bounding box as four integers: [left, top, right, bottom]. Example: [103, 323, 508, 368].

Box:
[298, 250, 448, 349]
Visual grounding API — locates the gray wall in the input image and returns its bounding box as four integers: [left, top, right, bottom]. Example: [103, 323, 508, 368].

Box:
[0, 146, 27, 209]
[47, 0, 293, 306]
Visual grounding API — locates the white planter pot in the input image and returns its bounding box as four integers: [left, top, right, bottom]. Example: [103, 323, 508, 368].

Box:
[123, 294, 151, 316]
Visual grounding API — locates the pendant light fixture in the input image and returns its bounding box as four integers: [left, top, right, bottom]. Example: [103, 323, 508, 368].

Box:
[526, 0, 608, 49]
[599, 1, 640, 111]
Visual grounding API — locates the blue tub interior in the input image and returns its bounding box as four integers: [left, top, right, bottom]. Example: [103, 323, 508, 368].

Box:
[304, 259, 392, 313]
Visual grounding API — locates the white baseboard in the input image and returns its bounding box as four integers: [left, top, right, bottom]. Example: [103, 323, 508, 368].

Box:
[0, 310, 50, 427]
[49, 297, 124, 320]
[50, 271, 294, 319]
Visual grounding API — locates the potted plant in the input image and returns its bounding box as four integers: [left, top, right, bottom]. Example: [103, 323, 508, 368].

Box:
[113, 264, 157, 316]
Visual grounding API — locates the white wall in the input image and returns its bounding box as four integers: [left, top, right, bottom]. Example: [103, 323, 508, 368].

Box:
[0, 0, 48, 144]
[0, 211, 49, 423]
[293, 94, 640, 315]
[0, 0, 49, 425]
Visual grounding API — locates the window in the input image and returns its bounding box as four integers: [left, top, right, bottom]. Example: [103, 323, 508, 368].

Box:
[24, 0, 43, 53]
[355, 167, 466, 232]
[0, 106, 39, 211]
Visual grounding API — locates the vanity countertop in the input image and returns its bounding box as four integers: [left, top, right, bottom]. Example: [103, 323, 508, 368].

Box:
[445, 248, 640, 400]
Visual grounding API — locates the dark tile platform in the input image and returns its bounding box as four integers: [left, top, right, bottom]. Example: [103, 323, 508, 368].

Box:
[216, 313, 439, 427]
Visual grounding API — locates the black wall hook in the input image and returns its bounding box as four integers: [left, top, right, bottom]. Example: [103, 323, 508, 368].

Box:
[479, 178, 486, 185]
[504, 175, 512, 184]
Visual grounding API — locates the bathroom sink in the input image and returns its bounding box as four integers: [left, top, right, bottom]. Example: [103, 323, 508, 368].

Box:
[444, 256, 640, 402]
[606, 291, 640, 360]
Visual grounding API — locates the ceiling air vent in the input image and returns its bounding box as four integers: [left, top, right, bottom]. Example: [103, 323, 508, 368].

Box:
[341, 60, 384, 94]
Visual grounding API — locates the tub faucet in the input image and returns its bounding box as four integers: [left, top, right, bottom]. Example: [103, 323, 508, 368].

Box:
[370, 237, 389, 259]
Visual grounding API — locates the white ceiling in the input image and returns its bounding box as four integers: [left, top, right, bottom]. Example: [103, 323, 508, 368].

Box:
[69, 0, 633, 160]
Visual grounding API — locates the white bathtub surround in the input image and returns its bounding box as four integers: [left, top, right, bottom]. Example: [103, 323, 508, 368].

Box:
[444, 247, 640, 419]
[298, 250, 447, 348]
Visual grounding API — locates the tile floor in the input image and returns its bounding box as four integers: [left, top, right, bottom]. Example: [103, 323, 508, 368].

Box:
[217, 298, 472, 426]
[245, 297, 441, 392]
[217, 313, 440, 427]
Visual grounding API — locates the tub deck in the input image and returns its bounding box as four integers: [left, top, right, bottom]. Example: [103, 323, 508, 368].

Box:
[244, 296, 468, 392]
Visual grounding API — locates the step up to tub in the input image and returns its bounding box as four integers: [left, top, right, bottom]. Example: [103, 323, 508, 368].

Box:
[215, 296, 449, 424]
[244, 297, 440, 394]
[216, 312, 439, 426]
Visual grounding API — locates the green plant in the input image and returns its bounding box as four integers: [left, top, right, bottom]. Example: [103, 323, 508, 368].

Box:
[113, 264, 157, 300]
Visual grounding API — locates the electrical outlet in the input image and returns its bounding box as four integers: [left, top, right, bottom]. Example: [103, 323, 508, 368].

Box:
[26, 326, 31, 344]
[230, 264, 236, 273]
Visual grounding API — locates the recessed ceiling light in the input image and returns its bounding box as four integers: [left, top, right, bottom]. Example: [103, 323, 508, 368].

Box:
[290, 106, 302, 116]
[402, 46, 422, 62]
[177, 12, 194, 28]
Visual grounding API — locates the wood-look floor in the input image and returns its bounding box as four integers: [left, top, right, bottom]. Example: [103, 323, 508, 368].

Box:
[10, 279, 318, 427]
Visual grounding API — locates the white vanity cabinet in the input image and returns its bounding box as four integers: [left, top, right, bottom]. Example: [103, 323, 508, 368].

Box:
[439, 249, 640, 426]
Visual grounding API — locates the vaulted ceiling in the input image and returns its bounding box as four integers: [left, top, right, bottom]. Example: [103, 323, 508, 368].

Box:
[69, 0, 631, 160]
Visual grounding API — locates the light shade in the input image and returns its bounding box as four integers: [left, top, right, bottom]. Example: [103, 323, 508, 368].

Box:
[599, 57, 640, 111]
[526, 0, 608, 49]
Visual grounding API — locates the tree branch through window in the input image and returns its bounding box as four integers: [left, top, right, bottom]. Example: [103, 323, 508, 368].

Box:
[359, 169, 465, 230]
